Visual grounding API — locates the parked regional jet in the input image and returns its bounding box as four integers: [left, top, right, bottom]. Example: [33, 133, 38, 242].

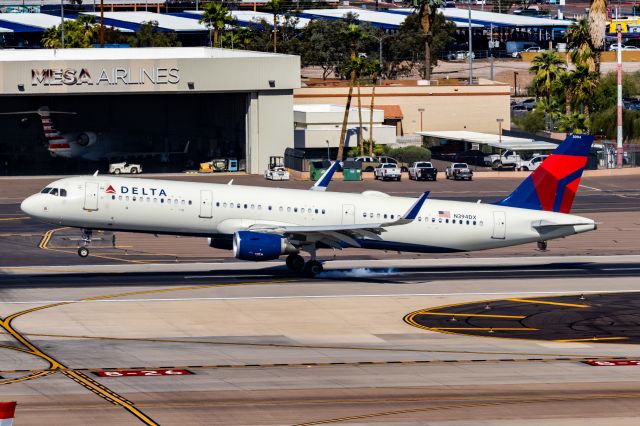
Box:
[1, 106, 188, 161]
[21, 134, 597, 276]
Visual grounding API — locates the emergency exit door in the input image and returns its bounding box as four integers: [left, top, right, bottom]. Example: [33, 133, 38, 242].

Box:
[83, 182, 99, 211]
[199, 190, 213, 218]
[492, 211, 506, 239]
[342, 204, 355, 224]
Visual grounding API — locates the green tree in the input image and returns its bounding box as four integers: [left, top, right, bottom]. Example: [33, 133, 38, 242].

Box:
[337, 23, 367, 161]
[42, 15, 99, 48]
[128, 21, 181, 47]
[559, 71, 576, 115]
[384, 146, 432, 163]
[266, 0, 284, 53]
[220, 27, 254, 50]
[566, 19, 595, 71]
[199, 2, 233, 48]
[571, 64, 599, 119]
[529, 50, 565, 104]
[415, 0, 442, 80]
[299, 19, 349, 79]
[513, 110, 546, 133]
[588, 0, 607, 71]
[558, 112, 588, 133]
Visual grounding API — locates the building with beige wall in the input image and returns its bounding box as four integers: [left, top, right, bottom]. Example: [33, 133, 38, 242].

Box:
[294, 79, 511, 138]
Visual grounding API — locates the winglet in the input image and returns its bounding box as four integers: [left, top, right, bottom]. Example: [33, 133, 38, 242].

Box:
[310, 161, 340, 192]
[93, 170, 99, 176]
[402, 191, 430, 220]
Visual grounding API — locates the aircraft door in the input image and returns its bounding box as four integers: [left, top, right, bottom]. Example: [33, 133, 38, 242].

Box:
[83, 182, 99, 211]
[492, 211, 506, 239]
[341, 204, 355, 224]
[199, 190, 213, 218]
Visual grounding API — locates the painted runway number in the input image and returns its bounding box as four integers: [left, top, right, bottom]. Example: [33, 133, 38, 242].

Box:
[94, 369, 193, 377]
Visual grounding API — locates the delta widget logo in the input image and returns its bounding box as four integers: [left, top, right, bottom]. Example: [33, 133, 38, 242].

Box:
[105, 185, 116, 194]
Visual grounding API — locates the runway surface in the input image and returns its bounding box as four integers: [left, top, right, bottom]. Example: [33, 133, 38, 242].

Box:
[1, 175, 640, 424]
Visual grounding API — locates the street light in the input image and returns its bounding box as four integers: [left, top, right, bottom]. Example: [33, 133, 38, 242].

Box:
[371, 33, 390, 75]
[496, 118, 504, 150]
[418, 108, 425, 132]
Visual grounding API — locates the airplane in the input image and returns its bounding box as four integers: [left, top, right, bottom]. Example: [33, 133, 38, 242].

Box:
[20, 134, 597, 276]
[0, 106, 189, 161]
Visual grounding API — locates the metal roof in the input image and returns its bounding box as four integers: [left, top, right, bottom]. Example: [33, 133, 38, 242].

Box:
[0, 12, 134, 33]
[299, 8, 482, 29]
[182, 10, 311, 29]
[417, 130, 559, 151]
[390, 8, 571, 28]
[82, 11, 208, 32]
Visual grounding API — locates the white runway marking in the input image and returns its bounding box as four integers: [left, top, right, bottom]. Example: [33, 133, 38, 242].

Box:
[1, 289, 639, 305]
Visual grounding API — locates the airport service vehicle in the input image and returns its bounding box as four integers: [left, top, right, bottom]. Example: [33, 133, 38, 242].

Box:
[512, 46, 541, 58]
[0, 106, 189, 161]
[109, 162, 142, 175]
[349, 156, 408, 172]
[445, 163, 473, 180]
[374, 163, 402, 181]
[199, 159, 228, 173]
[519, 154, 548, 171]
[408, 162, 438, 181]
[21, 135, 597, 276]
[484, 150, 522, 169]
[264, 166, 290, 181]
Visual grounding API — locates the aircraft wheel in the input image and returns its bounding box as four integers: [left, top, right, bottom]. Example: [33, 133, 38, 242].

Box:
[303, 260, 323, 277]
[286, 254, 305, 272]
[537, 241, 548, 251]
[78, 247, 90, 258]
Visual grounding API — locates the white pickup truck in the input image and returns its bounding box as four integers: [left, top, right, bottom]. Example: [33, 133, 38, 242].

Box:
[484, 150, 522, 169]
[374, 163, 402, 181]
[518, 154, 548, 171]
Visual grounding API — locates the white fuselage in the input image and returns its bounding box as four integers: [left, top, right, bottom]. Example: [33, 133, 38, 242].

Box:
[21, 176, 596, 254]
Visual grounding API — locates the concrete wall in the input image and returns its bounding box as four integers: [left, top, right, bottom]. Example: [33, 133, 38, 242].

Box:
[294, 125, 397, 149]
[294, 82, 511, 135]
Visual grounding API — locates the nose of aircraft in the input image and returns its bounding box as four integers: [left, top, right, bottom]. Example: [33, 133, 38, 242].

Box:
[20, 195, 38, 217]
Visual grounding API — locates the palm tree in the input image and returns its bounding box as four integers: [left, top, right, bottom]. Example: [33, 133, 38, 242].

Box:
[199, 2, 233, 48]
[571, 64, 599, 120]
[566, 19, 595, 71]
[530, 50, 565, 104]
[559, 71, 576, 115]
[365, 60, 383, 157]
[588, 0, 607, 71]
[337, 24, 367, 161]
[416, 0, 442, 80]
[266, 0, 284, 53]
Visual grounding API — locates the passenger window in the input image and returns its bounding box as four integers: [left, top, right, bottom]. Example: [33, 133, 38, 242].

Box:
[322, 209, 326, 214]
[182, 200, 185, 205]
[452, 219, 456, 224]
[132, 196, 137, 201]
[268, 206, 272, 211]
[126, 196, 130, 201]
[439, 218, 442, 223]
[244, 204, 248, 209]
[112, 195, 116, 200]
[418, 217, 422, 222]
[432, 218, 435, 223]
[301, 208, 305, 213]
[466, 220, 469, 225]
[315, 209, 319, 214]
[175, 199, 178, 205]
[216, 202, 220, 207]
[294, 207, 298, 213]
[446, 219, 449, 223]
[363, 212, 367, 218]
[118, 195, 122, 201]
[160, 199, 164, 203]
[258, 205, 262, 210]
[251, 204, 255, 209]
[390, 215, 394, 219]
[279, 206, 283, 212]
[287, 207, 291, 212]
[384, 214, 387, 219]
[473, 221, 477, 225]
[377, 213, 380, 219]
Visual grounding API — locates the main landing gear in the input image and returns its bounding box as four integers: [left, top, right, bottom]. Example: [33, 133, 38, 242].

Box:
[77, 228, 92, 258]
[285, 250, 324, 277]
[537, 240, 548, 251]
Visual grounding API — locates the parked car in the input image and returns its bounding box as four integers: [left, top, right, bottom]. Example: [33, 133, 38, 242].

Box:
[349, 155, 408, 172]
[513, 46, 541, 58]
[374, 163, 402, 181]
[484, 150, 522, 169]
[408, 161, 438, 181]
[518, 154, 548, 171]
[109, 162, 142, 174]
[609, 44, 640, 51]
[264, 166, 290, 181]
[448, 50, 475, 61]
[520, 98, 537, 110]
[445, 163, 473, 180]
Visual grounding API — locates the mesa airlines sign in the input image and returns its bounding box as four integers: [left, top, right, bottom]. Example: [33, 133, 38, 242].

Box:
[31, 67, 180, 86]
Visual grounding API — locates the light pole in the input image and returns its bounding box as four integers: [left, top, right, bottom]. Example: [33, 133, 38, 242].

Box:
[60, 0, 64, 48]
[496, 118, 504, 152]
[468, 0, 473, 85]
[371, 33, 390, 76]
[418, 108, 425, 132]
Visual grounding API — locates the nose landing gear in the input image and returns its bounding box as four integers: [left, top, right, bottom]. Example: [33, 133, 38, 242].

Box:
[537, 240, 548, 251]
[78, 228, 93, 258]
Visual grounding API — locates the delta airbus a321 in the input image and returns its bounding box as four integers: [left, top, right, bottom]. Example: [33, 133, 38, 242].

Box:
[21, 134, 597, 276]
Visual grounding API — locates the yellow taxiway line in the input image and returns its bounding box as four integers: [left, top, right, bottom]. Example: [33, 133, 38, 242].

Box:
[507, 298, 590, 308]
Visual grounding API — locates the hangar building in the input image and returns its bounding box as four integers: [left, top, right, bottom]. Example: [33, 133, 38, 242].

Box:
[0, 47, 299, 175]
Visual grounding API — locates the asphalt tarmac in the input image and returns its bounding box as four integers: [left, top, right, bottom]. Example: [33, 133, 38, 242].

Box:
[1, 175, 640, 425]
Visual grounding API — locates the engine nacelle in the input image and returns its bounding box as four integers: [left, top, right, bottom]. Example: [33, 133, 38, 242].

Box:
[75, 132, 98, 147]
[232, 231, 296, 261]
[207, 237, 233, 250]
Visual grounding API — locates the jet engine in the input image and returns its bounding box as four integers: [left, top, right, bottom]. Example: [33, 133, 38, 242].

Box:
[232, 231, 297, 261]
[75, 132, 98, 147]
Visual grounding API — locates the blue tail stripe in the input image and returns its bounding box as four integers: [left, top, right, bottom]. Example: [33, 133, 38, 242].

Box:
[553, 168, 585, 213]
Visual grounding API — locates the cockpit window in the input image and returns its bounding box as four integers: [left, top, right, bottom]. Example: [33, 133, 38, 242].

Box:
[49, 188, 59, 196]
[59, 189, 67, 197]
[41, 187, 52, 194]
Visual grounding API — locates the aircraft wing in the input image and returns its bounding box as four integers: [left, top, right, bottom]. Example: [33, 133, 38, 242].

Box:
[249, 192, 429, 249]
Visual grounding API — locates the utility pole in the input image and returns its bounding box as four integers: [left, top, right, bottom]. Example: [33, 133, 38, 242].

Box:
[617, 11, 623, 168]
[100, 0, 105, 47]
[60, 0, 64, 48]
[468, 0, 473, 84]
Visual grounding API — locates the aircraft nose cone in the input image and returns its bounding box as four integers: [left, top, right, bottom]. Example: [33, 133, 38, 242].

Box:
[20, 195, 37, 217]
